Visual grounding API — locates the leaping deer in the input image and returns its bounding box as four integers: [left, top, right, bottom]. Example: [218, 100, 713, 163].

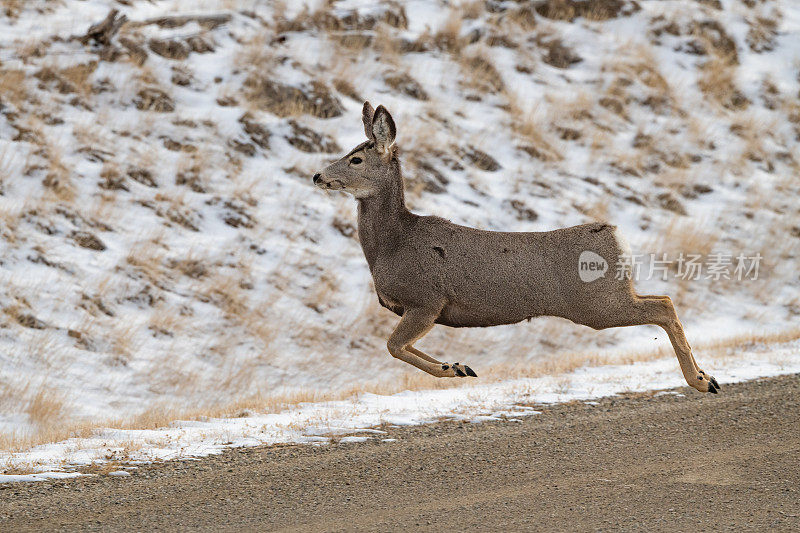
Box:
[313, 102, 719, 394]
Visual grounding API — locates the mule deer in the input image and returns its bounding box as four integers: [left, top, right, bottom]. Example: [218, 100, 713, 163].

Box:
[313, 102, 719, 393]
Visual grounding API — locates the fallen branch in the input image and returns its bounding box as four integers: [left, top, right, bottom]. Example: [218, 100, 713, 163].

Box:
[80, 9, 128, 46]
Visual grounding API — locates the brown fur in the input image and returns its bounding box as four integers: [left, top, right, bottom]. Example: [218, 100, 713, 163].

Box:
[313, 103, 718, 393]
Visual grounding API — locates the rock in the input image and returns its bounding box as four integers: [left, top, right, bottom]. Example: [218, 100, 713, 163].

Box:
[216, 96, 238, 107]
[99, 168, 128, 191]
[158, 206, 200, 231]
[135, 88, 174, 112]
[415, 161, 449, 193]
[535, 0, 635, 22]
[286, 120, 340, 153]
[127, 168, 157, 187]
[210, 198, 256, 229]
[384, 72, 428, 100]
[239, 113, 271, 149]
[186, 36, 214, 53]
[656, 192, 687, 215]
[332, 218, 356, 238]
[542, 39, 582, 68]
[692, 20, 738, 63]
[229, 139, 256, 157]
[460, 146, 500, 171]
[557, 127, 582, 141]
[118, 37, 148, 65]
[138, 13, 231, 30]
[508, 200, 538, 221]
[149, 38, 190, 60]
[176, 167, 206, 193]
[161, 138, 197, 153]
[171, 68, 192, 86]
[71, 231, 106, 251]
[15, 313, 47, 329]
[244, 77, 344, 119]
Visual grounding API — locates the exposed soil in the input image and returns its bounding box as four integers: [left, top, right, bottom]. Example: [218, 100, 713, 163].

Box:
[2, 373, 799, 532]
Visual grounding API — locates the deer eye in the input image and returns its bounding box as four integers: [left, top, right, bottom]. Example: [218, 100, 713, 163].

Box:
[350, 157, 363, 165]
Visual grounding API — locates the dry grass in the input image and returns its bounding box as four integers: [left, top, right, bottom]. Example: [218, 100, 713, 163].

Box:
[431, 14, 464, 54]
[41, 143, 74, 202]
[745, 14, 779, 53]
[2, 324, 799, 460]
[698, 55, 749, 111]
[26, 387, 67, 428]
[148, 303, 187, 338]
[1, 0, 24, 16]
[459, 49, 505, 94]
[729, 112, 777, 166]
[234, 33, 277, 73]
[505, 93, 562, 161]
[0, 69, 27, 104]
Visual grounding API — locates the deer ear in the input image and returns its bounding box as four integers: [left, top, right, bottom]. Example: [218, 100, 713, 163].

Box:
[362, 101, 375, 139]
[371, 105, 396, 154]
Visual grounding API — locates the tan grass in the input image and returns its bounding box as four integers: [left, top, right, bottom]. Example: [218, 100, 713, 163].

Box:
[698, 55, 748, 111]
[2, 326, 799, 460]
[729, 112, 777, 166]
[0, 69, 27, 104]
[235, 33, 277, 73]
[26, 387, 67, 428]
[505, 94, 562, 161]
[432, 14, 464, 53]
[459, 48, 505, 93]
[1, 0, 24, 16]
[41, 144, 74, 202]
[148, 303, 187, 338]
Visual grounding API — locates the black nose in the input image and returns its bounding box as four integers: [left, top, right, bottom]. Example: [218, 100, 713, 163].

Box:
[313, 173, 321, 184]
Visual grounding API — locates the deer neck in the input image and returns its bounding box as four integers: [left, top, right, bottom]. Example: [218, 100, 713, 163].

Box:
[356, 161, 411, 271]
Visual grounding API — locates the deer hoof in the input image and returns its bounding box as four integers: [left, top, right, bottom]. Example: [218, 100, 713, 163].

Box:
[442, 362, 476, 378]
[698, 370, 720, 393]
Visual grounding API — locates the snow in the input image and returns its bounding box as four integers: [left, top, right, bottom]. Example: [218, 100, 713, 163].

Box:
[0, 471, 86, 483]
[1, 337, 798, 480]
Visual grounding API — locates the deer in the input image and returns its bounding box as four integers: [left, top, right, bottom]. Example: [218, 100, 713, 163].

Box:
[312, 102, 720, 394]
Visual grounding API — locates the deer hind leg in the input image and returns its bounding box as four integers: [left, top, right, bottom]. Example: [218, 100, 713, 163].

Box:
[388, 308, 477, 378]
[610, 295, 719, 394]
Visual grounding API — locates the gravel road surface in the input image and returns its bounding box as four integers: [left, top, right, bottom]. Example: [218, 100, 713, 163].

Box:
[2, 373, 799, 532]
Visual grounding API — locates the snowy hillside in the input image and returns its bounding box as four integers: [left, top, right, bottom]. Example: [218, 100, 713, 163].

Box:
[1, 0, 799, 465]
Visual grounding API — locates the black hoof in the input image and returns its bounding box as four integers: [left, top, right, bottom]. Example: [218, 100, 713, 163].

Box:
[454, 367, 466, 377]
[708, 382, 718, 394]
[710, 376, 720, 390]
[465, 366, 477, 377]
[441, 364, 449, 370]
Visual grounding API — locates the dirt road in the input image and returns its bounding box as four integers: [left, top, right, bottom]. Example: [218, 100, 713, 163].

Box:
[2, 374, 799, 532]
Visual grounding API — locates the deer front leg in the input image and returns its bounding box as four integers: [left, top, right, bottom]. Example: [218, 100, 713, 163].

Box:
[387, 308, 477, 378]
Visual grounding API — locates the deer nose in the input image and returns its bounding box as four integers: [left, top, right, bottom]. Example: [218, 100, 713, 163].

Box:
[313, 173, 321, 184]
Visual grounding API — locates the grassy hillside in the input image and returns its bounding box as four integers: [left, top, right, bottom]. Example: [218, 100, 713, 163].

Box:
[1, 0, 798, 451]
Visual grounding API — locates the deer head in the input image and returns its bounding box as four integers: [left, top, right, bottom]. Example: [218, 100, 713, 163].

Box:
[313, 102, 397, 199]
